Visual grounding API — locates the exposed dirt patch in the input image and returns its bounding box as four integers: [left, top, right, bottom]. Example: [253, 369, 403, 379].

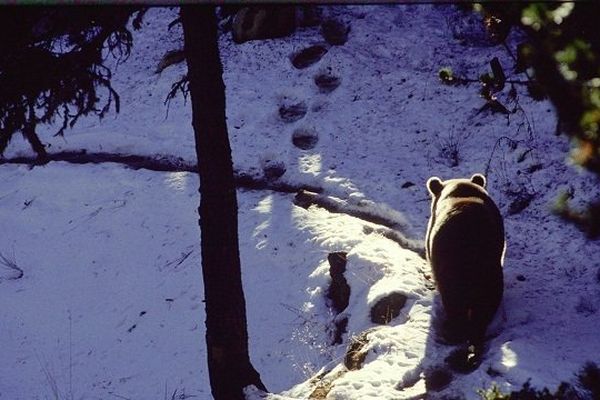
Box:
[370, 292, 407, 324]
[344, 330, 372, 371]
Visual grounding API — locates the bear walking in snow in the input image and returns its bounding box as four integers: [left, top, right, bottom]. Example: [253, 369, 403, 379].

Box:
[425, 174, 505, 358]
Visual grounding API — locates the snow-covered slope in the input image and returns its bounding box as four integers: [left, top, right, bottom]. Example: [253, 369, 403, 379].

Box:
[1, 5, 599, 400]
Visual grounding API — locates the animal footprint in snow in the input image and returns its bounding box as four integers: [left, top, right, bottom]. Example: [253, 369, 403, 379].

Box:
[290, 44, 329, 69]
[261, 155, 286, 180]
[314, 71, 341, 93]
[292, 127, 319, 150]
[279, 100, 307, 123]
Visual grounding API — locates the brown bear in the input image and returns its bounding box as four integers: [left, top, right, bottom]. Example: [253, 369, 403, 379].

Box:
[425, 174, 505, 358]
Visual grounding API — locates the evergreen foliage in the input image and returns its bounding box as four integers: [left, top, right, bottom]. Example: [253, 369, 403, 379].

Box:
[0, 7, 141, 159]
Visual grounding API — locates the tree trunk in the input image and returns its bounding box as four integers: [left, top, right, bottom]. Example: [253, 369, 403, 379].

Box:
[25, 100, 48, 161]
[181, 6, 266, 399]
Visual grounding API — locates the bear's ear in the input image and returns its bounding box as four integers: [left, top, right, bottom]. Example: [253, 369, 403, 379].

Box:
[427, 177, 443, 197]
[471, 173, 486, 188]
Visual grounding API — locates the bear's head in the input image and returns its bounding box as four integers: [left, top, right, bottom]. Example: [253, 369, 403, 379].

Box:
[427, 173, 486, 199]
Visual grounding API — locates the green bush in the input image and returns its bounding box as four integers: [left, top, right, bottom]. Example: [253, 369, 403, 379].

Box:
[478, 362, 600, 399]
[479, 381, 578, 400]
[475, 3, 600, 238]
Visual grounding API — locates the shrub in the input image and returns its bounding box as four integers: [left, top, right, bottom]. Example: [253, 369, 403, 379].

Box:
[473, 3, 600, 238]
[478, 362, 600, 399]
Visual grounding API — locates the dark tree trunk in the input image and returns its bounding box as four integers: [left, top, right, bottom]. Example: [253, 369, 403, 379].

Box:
[25, 101, 47, 161]
[181, 6, 266, 400]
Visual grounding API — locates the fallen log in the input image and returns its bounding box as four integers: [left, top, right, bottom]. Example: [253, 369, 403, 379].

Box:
[294, 189, 426, 258]
[0, 150, 323, 194]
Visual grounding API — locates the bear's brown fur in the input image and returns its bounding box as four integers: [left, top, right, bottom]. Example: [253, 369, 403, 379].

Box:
[426, 174, 505, 353]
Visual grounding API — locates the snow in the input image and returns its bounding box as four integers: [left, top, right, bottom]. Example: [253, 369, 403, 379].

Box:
[2, 4, 600, 400]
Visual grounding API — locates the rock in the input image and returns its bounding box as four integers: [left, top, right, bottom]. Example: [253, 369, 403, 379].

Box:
[232, 5, 296, 44]
[326, 252, 350, 314]
[297, 5, 322, 27]
[321, 18, 350, 46]
[292, 127, 319, 150]
[370, 292, 407, 324]
[290, 44, 329, 69]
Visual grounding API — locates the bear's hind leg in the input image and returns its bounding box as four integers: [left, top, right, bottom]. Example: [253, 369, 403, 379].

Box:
[438, 293, 469, 344]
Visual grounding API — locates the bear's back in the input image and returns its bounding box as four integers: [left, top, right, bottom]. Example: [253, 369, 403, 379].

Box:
[427, 179, 504, 266]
